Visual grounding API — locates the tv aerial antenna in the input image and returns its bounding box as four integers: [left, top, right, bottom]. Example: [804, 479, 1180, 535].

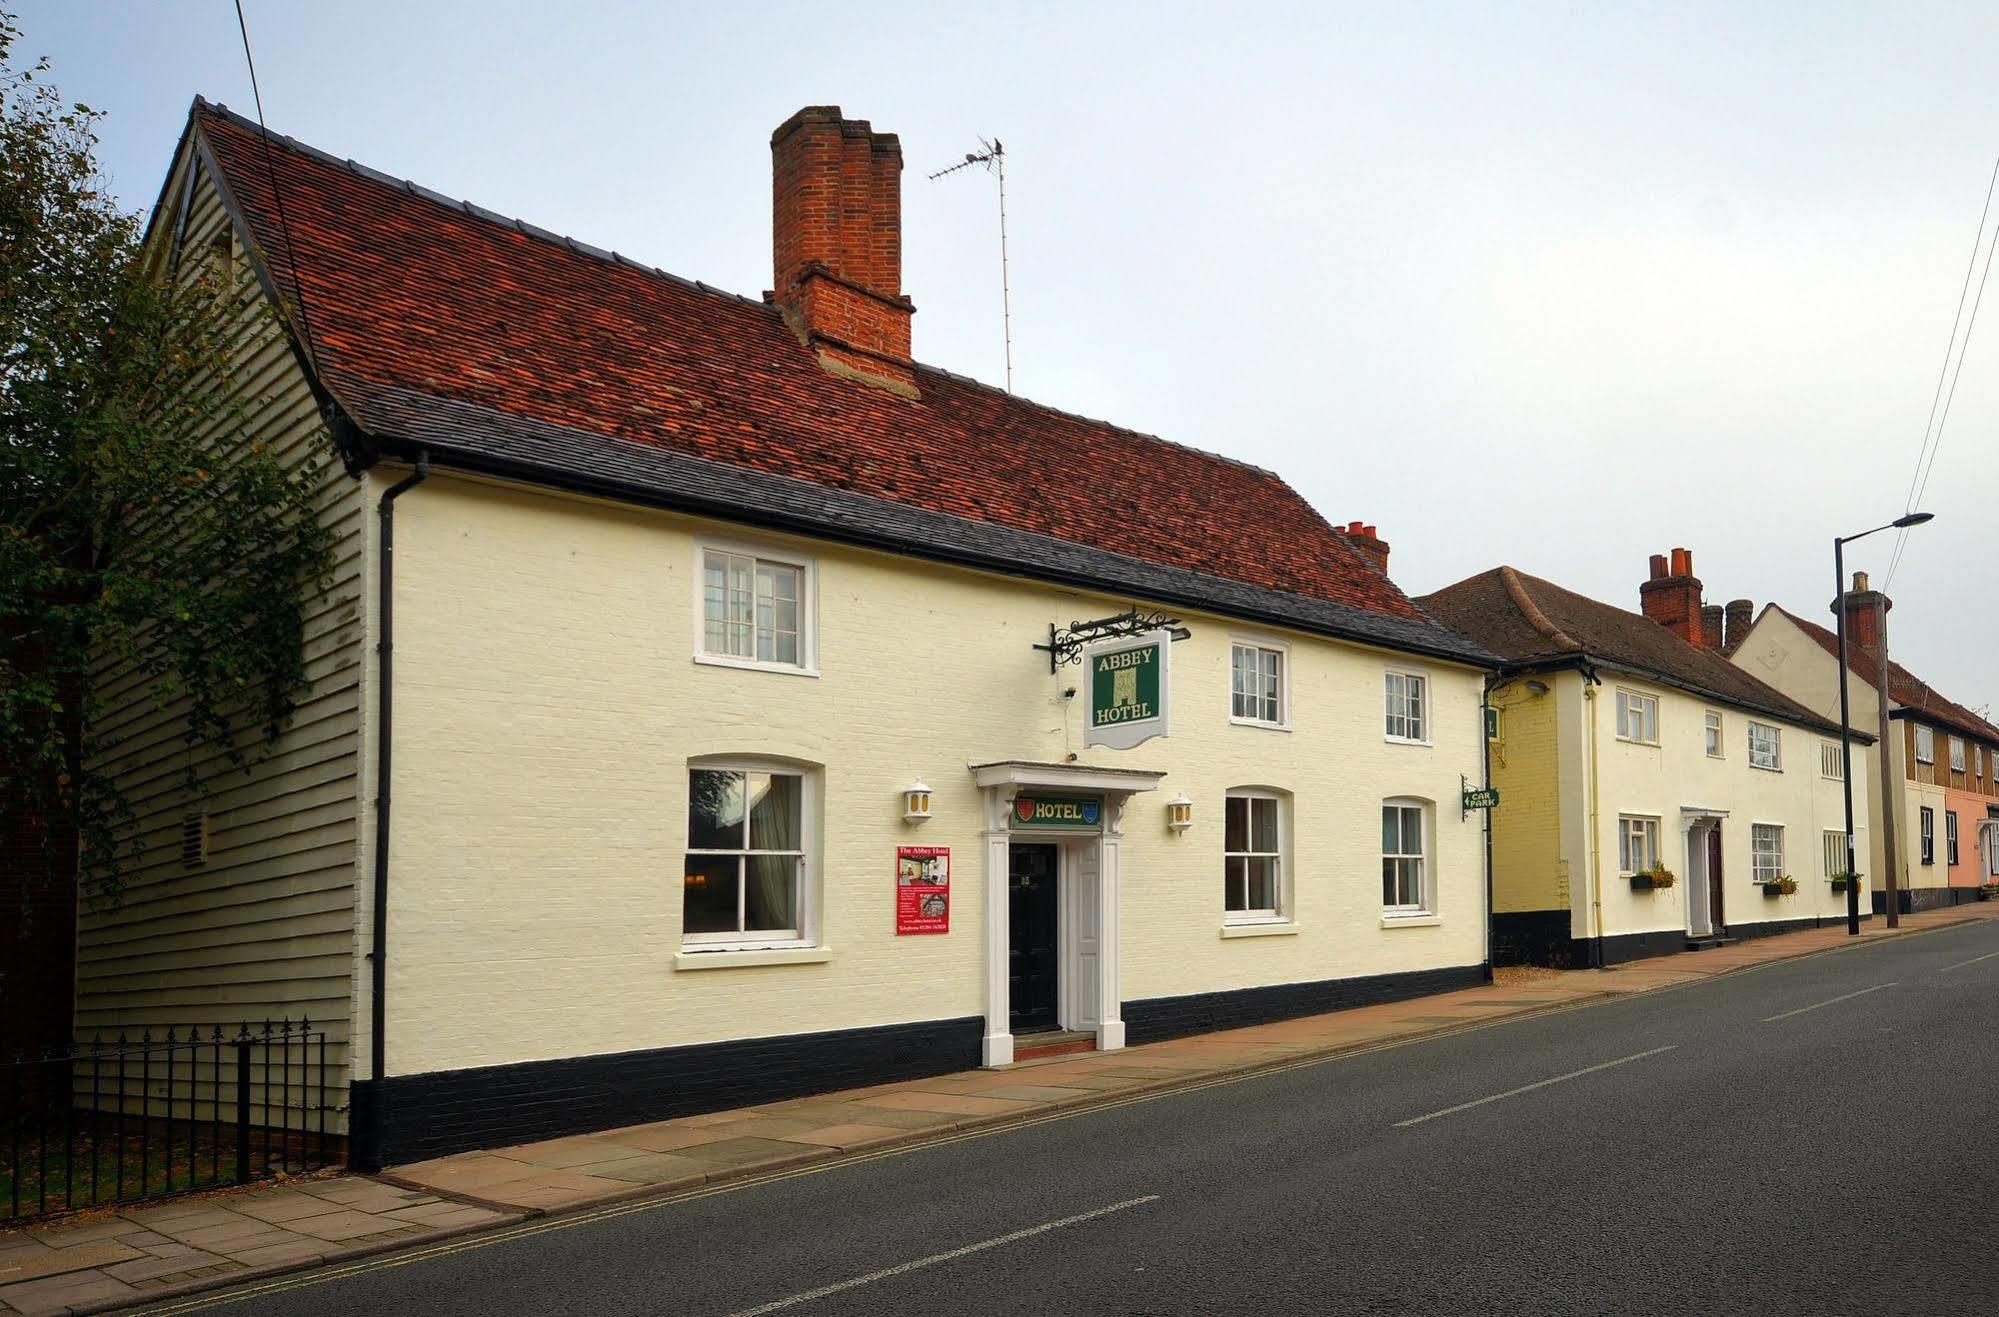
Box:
[929, 138, 1013, 392]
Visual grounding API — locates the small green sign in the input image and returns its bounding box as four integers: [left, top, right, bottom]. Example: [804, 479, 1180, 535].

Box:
[1013, 795, 1104, 829]
[1462, 785, 1501, 811]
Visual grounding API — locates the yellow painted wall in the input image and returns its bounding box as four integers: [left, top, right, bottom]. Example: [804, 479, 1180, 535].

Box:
[373, 471, 1490, 1078]
[1487, 677, 1564, 914]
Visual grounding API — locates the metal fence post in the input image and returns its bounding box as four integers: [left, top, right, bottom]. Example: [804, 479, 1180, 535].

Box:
[234, 1032, 252, 1185]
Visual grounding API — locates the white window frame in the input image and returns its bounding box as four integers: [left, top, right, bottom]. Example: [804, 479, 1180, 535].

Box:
[1977, 745, 1984, 779]
[1382, 797, 1433, 916]
[1223, 789, 1289, 925]
[1821, 829, 1847, 879]
[1615, 689, 1660, 746]
[1229, 637, 1290, 730]
[1919, 807, 1935, 866]
[1704, 710, 1723, 759]
[1384, 670, 1430, 745]
[1947, 811, 1960, 866]
[1747, 721, 1782, 772]
[1617, 814, 1661, 876]
[1915, 725, 1935, 765]
[692, 538, 819, 676]
[681, 757, 820, 952]
[1751, 823, 1785, 883]
[1950, 737, 1967, 773]
[1820, 741, 1845, 780]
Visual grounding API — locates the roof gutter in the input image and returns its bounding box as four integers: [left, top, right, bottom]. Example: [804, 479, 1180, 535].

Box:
[363, 450, 429, 1170]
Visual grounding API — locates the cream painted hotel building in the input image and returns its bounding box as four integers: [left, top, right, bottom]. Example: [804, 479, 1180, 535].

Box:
[93, 101, 1499, 1166]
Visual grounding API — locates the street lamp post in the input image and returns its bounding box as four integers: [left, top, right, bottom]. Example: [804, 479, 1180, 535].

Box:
[1835, 512, 1934, 936]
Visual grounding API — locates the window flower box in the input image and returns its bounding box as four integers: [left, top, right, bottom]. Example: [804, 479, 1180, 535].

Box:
[1761, 875, 1798, 897]
[1828, 872, 1861, 892]
[1630, 865, 1677, 892]
[1979, 882, 1999, 902]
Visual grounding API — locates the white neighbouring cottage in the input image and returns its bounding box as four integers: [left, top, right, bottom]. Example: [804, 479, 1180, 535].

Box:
[1420, 554, 1874, 966]
[101, 101, 1499, 1167]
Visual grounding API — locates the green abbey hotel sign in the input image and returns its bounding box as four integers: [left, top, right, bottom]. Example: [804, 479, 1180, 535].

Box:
[1084, 630, 1171, 751]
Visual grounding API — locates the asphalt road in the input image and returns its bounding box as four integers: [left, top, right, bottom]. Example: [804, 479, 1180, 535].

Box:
[143, 921, 1999, 1316]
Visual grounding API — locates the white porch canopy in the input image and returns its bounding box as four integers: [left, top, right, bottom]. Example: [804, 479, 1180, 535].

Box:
[969, 761, 1165, 1067]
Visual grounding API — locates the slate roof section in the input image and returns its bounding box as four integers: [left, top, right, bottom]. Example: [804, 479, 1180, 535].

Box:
[1763, 605, 1999, 745]
[180, 100, 1490, 666]
[1418, 567, 1859, 738]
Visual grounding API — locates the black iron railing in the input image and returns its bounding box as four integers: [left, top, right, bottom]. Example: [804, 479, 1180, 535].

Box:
[2, 1020, 336, 1223]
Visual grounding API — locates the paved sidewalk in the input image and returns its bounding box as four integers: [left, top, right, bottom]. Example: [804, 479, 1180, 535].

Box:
[0, 1176, 514, 1315]
[5, 900, 1992, 1315]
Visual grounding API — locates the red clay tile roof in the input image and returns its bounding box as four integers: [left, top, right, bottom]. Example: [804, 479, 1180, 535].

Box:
[1765, 605, 1999, 745]
[186, 102, 1440, 638]
[1418, 568, 1856, 737]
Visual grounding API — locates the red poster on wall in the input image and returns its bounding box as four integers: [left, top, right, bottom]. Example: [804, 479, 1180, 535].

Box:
[896, 846, 950, 934]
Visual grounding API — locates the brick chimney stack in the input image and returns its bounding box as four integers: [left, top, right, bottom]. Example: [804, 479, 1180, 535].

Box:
[770, 107, 916, 396]
[1839, 570, 1891, 651]
[1639, 547, 1706, 647]
[1723, 598, 1754, 655]
[1700, 603, 1725, 650]
[1344, 521, 1389, 574]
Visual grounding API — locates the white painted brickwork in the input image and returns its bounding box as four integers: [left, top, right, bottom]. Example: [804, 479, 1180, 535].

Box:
[375, 473, 1488, 1077]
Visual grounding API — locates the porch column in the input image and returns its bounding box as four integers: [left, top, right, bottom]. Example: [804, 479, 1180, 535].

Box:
[982, 818, 1013, 1067]
[1095, 828, 1125, 1051]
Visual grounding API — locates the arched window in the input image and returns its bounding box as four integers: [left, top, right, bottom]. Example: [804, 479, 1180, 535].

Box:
[684, 757, 820, 949]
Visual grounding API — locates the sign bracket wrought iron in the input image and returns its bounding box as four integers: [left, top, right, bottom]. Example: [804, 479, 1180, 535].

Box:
[1034, 608, 1191, 673]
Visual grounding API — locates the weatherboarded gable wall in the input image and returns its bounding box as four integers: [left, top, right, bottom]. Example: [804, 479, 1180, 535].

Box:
[74, 150, 365, 1124]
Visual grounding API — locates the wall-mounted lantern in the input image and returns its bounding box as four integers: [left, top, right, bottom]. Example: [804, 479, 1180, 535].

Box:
[903, 778, 933, 823]
[1166, 794, 1194, 833]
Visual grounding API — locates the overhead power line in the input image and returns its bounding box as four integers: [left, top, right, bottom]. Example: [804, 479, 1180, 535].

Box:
[1885, 155, 1999, 587]
[232, 0, 318, 370]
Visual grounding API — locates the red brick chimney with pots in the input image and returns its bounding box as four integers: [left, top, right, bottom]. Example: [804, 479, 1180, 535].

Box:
[1344, 521, 1389, 574]
[770, 106, 916, 396]
[1638, 547, 1706, 647]
[1839, 571, 1891, 651]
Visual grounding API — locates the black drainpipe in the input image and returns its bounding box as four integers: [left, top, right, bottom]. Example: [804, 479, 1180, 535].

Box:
[1482, 674, 1497, 982]
[365, 450, 429, 1170]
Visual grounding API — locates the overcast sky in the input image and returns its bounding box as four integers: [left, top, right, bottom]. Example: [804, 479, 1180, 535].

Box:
[20, 2, 1999, 708]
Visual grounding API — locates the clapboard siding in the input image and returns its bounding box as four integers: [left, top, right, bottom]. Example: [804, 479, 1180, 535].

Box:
[75, 154, 365, 1128]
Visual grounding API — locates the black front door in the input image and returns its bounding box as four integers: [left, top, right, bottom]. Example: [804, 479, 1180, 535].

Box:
[1707, 825, 1726, 935]
[1008, 843, 1060, 1034]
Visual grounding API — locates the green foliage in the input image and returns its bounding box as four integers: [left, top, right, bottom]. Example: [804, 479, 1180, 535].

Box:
[1, 12, 334, 905]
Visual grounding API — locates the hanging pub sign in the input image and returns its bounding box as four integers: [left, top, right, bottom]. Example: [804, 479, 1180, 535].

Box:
[1011, 795, 1104, 829]
[1083, 630, 1171, 750]
[895, 846, 950, 935]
